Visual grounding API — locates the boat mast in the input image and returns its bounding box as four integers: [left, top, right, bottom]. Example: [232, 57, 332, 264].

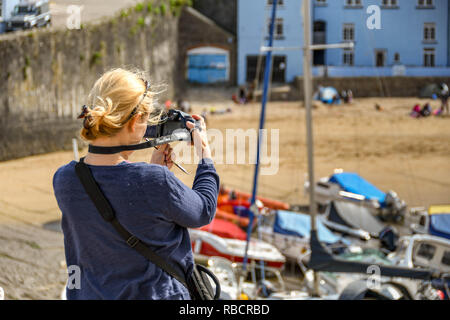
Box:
[242, 0, 278, 282]
[302, 0, 321, 297]
[303, 0, 354, 297]
[240, 0, 353, 298]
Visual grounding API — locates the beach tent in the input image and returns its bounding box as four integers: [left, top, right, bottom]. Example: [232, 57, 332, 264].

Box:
[428, 205, 450, 240]
[419, 83, 441, 99]
[274, 210, 345, 244]
[329, 172, 387, 206]
[314, 87, 339, 104]
[327, 201, 385, 237]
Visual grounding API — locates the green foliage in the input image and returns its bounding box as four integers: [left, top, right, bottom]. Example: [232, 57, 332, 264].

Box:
[116, 43, 123, 54]
[160, 4, 167, 15]
[135, 2, 144, 12]
[25, 240, 41, 250]
[22, 56, 31, 80]
[90, 51, 103, 68]
[147, 2, 153, 12]
[137, 17, 145, 27]
[129, 25, 139, 36]
[169, 0, 192, 16]
[120, 9, 130, 18]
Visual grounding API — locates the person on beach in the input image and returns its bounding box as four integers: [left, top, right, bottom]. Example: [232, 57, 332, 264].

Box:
[439, 83, 449, 115]
[239, 86, 247, 104]
[53, 68, 219, 300]
[420, 103, 432, 117]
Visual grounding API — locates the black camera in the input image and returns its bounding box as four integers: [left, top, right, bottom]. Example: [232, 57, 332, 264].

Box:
[144, 109, 201, 139]
[88, 109, 201, 155]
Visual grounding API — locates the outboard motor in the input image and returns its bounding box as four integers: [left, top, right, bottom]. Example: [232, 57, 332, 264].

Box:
[256, 280, 276, 298]
[379, 226, 399, 252]
[382, 191, 407, 223]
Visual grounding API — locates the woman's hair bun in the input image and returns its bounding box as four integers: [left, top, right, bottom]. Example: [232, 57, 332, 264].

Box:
[80, 68, 158, 141]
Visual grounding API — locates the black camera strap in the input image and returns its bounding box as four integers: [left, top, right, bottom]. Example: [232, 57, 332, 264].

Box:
[74, 158, 189, 289]
[88, 131, 192, 155]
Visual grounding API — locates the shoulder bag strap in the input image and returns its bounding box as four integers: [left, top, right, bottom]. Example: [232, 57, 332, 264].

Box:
[74, 158, 189, 289]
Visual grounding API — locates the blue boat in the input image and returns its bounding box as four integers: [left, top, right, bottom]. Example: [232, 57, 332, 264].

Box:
[428, 206, 450, 240]
[259, 210, 349, 260]
[329, 172, 387, 207]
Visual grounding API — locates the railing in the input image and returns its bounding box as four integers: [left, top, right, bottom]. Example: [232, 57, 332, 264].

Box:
[312, 65, 450, 78]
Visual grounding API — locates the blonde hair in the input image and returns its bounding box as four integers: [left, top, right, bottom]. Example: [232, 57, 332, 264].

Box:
[80, 68, 161, 141]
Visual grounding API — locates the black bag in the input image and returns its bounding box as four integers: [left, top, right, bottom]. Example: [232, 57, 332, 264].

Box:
[75, 158, 220, 300]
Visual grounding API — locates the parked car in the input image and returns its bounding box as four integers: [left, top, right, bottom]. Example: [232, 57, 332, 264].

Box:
[5, 0, 51, 32]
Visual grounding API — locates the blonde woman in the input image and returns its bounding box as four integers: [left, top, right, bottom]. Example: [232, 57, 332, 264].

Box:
[53, 68, 219, 300]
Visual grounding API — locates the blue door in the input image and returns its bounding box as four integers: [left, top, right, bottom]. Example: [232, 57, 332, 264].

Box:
[187, 54, 228, 84]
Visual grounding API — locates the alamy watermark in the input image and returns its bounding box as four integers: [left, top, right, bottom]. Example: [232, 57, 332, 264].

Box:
[67, 265, 81, 290]
[174, 128, 280, 176]
[0, 286, 4, 300]
[66, 5, 84, 30]
[366, 265, 381, 290]
[367, 5, 382, 30]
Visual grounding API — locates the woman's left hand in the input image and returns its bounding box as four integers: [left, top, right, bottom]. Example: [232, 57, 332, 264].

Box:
[150, 144, 174, 170]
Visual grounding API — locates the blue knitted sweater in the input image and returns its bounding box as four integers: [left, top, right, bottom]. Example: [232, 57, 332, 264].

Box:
[53, 159, 219, 300]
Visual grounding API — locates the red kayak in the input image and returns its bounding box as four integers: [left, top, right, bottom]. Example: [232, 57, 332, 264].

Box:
[215, 209, 253, 229]
[198, 218, 247, 240]
[221, 188, 289, 211]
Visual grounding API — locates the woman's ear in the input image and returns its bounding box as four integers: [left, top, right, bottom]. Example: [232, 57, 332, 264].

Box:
[128, 115, 138, 132]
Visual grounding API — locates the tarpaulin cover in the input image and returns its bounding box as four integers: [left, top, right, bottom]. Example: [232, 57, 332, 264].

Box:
[306, 231, 433, 280]
[274, 210, 343, 244]
[429, 214, 450, 240]
[329, 172, 386, 205]
[328, 201, 385, 237]
[199, 218, 247, 240]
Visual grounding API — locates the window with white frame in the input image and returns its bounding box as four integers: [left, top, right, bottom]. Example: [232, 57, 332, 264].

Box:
[267, 18, 284, 38]
[417, 0, 434, 8]
[343, 49, 354, 66]
[382, 0, 398, 7]
[346, 0, 362, 7]
[424, 48, 435, 67]
[423, 23, 436, 42]
[343, 23, 355, 41]
[268, 0, 284, 6]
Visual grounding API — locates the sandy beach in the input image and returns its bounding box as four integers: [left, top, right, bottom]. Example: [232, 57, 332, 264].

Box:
[0, 90, 449, 299]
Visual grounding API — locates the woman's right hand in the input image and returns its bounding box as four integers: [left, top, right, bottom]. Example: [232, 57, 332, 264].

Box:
[186, 115, 212, 160]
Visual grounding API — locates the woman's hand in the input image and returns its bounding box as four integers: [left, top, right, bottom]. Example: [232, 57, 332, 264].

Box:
[150, 144, 174, 170]
[186, 115, 212, 160]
